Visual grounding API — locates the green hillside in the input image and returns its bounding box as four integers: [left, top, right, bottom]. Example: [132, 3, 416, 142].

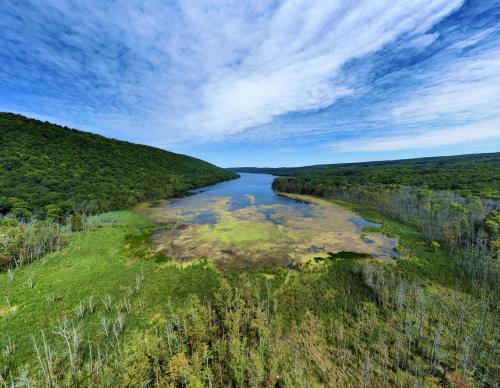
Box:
[0, 113, 237, 218]
[233, 152, 500, 199]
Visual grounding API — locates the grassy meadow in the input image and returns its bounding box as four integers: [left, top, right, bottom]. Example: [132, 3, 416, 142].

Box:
[0, 211, 221, 382]
[1, 201, 498, 386]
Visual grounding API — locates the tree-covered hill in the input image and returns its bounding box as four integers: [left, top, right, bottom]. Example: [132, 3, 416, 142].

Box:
[0, 113, 238, 219]
[233, 152, 500, 199]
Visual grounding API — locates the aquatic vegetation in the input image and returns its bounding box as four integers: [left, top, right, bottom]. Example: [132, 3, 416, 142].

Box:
[141, 179, 399, 269]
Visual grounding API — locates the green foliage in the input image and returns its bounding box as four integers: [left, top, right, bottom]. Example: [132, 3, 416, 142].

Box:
[68, 213, 84, 232]
[123, 226, 172, 263]
[361, 225, 380, 233]
[7, 197, 33, 219]
[0, 112, 238, 217]
[314, 251, 371, 261]
[0, 218, 17, 227]
[430, 241, 441, 252]
[0, 209, 498, 386]
[44, 204, 62, 223]
[0, 211, 220, 377]
[272, 166, 499, 289]
[235, 152, 500, 199]
[0, 220, 67, 270]
[0, 196, 10, 214]
[485, 209, 500, 237]
[485, 210, 500, 257]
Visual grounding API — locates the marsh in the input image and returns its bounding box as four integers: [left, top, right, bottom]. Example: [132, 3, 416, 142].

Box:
[139, 173, 398, 269]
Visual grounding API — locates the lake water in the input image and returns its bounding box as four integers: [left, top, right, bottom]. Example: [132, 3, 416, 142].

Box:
[167, 173, 314, 223]
[142, 173, 398, 269]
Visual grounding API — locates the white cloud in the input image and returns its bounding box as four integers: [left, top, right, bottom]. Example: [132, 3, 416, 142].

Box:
[329, 120, 500, 152]
[387, 47, 500, 125]
[407, 32, 439, 48]
[329, 43, 500, 152]
[176, 0, 464, 139]
[453, 27, 497, 49]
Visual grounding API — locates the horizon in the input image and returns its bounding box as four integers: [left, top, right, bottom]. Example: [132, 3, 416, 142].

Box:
[4, 111, 498, 170]
[1, 1, 500, 167]
[228, 150, 500, 169]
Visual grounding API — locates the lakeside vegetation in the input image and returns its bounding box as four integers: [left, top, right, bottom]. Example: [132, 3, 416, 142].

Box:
[237, 154, 500, 291]
[137, 191, 399, 271]
[0, 113, 237, 220]
[234, 152, 500, 199]
[1, 206, 498, 386]
[273, 178, 500, 289]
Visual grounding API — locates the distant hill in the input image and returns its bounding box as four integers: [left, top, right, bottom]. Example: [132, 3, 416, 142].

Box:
[0, 113, 238, 218]
[232, 152, 500, 199]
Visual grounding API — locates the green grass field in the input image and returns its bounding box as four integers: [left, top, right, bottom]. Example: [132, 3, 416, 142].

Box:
[0, 211, 220, 371]
[1, 204, 498, 386]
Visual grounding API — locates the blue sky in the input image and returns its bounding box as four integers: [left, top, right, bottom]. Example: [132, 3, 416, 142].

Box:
[1, 0, 499, 167]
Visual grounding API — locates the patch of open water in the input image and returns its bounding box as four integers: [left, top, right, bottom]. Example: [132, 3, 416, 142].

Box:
[168, 173, 315, 224]
[349, 216, 381, 232]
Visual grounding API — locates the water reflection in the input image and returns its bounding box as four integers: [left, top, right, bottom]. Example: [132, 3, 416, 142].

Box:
[143, 173, 400, 268]
[166, 173, 315, 225]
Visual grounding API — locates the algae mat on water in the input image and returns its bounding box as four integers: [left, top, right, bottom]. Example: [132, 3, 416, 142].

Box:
[138, 193, 398, 269]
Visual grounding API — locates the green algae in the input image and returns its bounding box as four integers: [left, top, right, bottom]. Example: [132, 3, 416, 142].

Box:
[139, 192, 399, 270]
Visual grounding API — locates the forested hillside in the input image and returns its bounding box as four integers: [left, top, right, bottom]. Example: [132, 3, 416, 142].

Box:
[233, 153, 500, 199]
[0, 113, 237, 219]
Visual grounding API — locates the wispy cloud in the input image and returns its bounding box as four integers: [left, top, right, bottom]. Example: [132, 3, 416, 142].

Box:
[177, 0, 464, 139]
[387, 47, 500, 125]
[453, 27, 497, 49]
[328, 30, 500, 153]
[1, 1, 463, 136]
[329, 120, 500, 152]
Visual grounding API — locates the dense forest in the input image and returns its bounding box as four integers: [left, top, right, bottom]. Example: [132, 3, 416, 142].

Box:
[233, 152, 500, 199]
[0, 113, 238, 220]
[1, 209, 499, 386]
[268, 154, 500, 294]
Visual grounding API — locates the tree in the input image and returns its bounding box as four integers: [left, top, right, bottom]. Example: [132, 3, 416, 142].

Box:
[45, 204, 62, 222]
[8, 197, 32, 219]
[431, 241, 441, 253]
[0, 196, 11, 215]
[484, 209, 500, 237]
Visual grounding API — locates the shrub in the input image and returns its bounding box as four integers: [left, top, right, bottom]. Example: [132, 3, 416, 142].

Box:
[45, 205, 63, 223]
[0, 221, 67, 271]
[69, 213, 84, 232]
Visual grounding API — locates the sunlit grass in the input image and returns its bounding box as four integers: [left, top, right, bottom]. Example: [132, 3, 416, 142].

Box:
[0, 210, 220, 368]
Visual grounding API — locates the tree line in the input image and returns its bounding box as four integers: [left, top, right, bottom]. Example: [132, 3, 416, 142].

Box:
[234, 152, 500, 200]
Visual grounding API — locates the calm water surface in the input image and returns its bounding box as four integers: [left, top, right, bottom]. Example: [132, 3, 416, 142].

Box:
[167, 173, 379, 232]
[167, 173, 314, 224]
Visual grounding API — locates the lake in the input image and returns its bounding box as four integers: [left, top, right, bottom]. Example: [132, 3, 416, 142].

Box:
[139, 173, 398, 269]
[166, 173, 314, 224]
